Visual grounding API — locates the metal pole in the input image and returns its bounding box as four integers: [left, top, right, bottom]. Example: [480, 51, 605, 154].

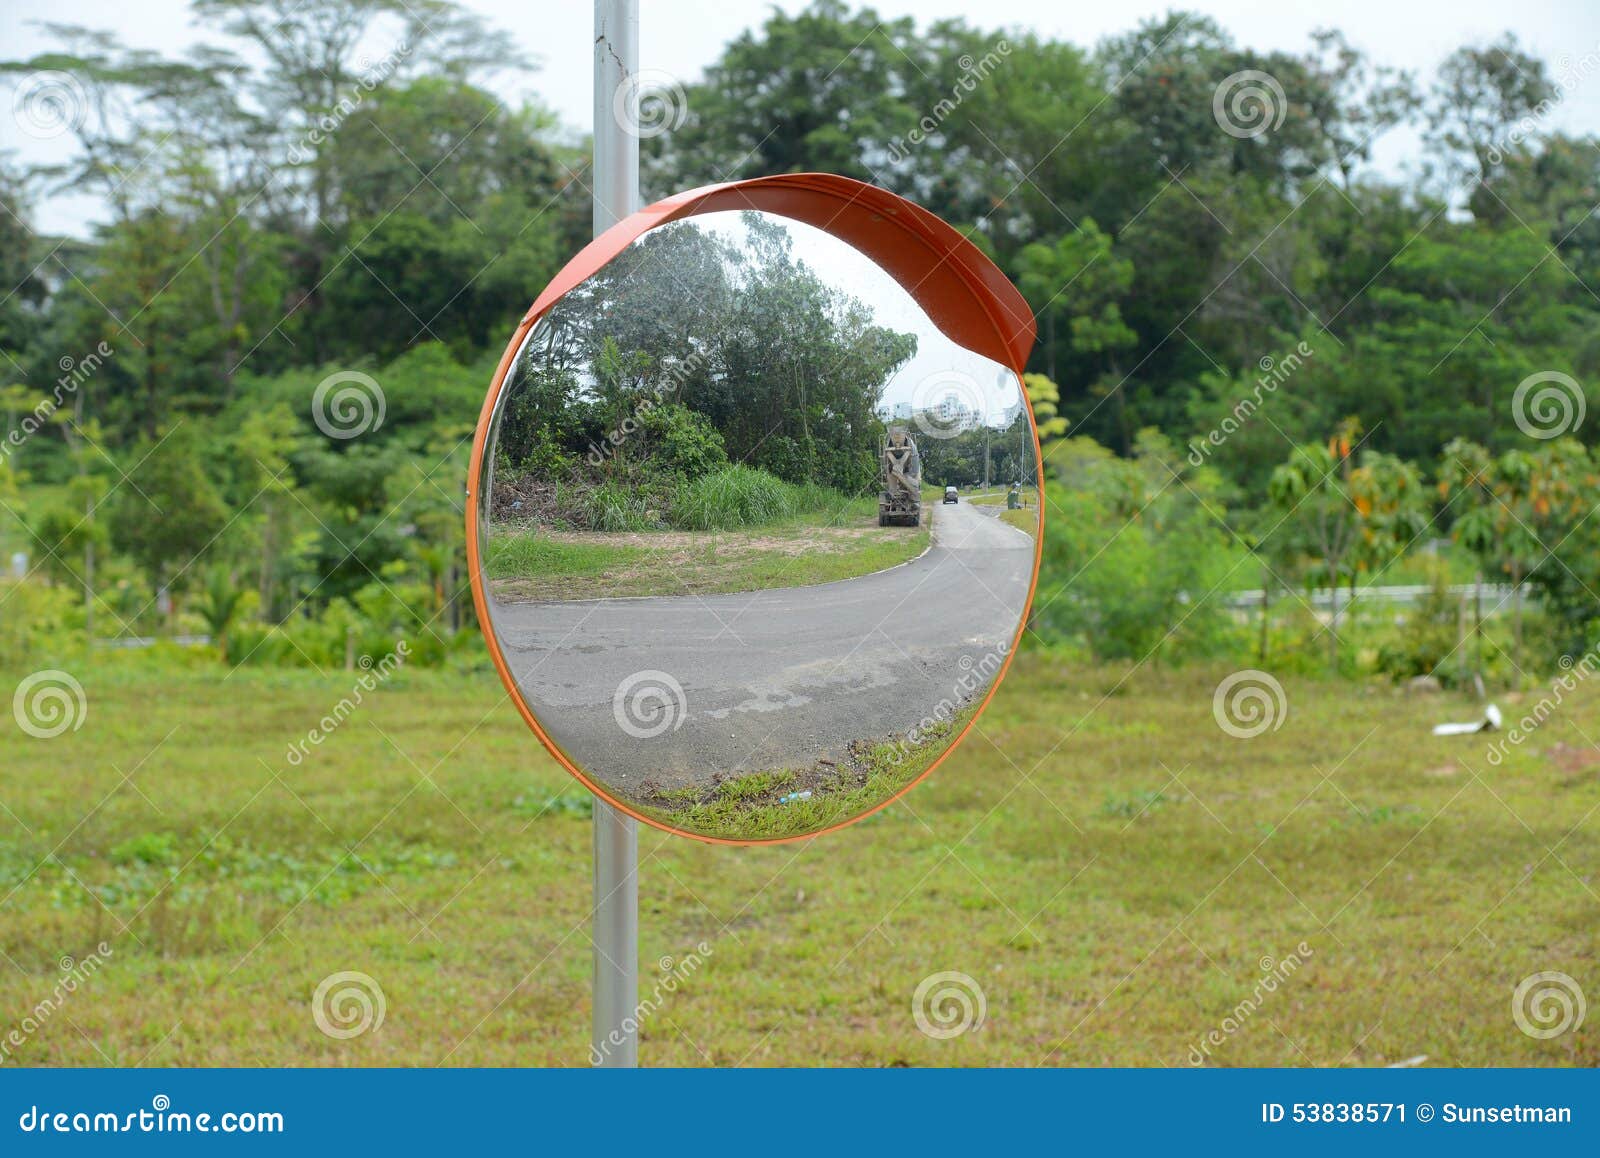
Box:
[591, 0, 640, 1069]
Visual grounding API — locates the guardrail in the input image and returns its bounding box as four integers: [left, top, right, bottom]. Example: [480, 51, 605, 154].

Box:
[1222, 583, 1526, 610]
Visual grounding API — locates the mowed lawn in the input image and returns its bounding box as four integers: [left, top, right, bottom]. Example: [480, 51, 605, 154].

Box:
[1, 651, 1596, 1067]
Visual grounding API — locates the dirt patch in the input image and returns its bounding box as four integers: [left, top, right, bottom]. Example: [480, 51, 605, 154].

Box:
[1544, 742, 1600, 775]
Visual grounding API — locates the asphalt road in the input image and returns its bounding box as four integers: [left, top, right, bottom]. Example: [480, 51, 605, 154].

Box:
[487, 499, 1034, 792]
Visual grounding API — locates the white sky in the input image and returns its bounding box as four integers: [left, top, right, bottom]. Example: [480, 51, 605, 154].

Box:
[3, 1, 1599, 237]
[693, 210, 1019, 422]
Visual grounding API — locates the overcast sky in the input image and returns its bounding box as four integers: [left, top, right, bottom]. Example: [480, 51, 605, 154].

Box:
[4, 0, 1599, 238]
[693, 211, 1019, 421]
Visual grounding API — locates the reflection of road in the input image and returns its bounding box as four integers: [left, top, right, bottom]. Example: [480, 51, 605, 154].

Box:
[489, 500, 1034, 791]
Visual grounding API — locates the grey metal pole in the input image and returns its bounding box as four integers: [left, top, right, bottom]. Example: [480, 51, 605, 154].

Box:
[591, 0, 640, 1069]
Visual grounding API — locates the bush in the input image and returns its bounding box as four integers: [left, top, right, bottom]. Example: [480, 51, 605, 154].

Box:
[637, 403, 728, 480]
[1032, 436, 1244, 663]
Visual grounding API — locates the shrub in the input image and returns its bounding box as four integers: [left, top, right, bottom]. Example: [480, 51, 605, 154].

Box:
[637, 403, 728, 480]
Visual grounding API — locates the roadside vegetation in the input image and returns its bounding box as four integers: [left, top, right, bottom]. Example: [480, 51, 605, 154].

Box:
[632, 705, 978, 840]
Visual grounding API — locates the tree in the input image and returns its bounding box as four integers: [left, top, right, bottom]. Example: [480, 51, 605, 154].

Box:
[108, 426, 230, 619]
[1267, 421, 1426, 669]
[227, 403, 301, 620]
[194, 563, 248, 653]
[644, 1, 930, 194]
[1427, 34, 1556, 210]
[1017, 220, 1137, 448]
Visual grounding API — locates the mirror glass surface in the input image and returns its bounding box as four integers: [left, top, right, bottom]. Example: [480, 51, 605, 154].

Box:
[476, 210, 1038, 840]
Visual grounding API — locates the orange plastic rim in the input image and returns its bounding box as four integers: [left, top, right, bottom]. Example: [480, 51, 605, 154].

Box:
[466, 173, 1043, 844]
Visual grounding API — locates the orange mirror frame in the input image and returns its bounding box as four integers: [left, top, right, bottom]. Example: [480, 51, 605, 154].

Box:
[466, 172, 1043, 844]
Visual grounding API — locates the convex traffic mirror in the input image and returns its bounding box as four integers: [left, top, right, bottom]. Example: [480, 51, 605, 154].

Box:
[468, 175, 1041, 842]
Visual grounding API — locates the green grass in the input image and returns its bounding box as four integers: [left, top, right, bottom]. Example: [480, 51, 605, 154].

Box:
[488, 512, 929, 600]
[1000, 507, 1038, 536]
[668, 466, 850, 531]
[968, 485, 1039, 507]
[1, 651, 1596, 1066]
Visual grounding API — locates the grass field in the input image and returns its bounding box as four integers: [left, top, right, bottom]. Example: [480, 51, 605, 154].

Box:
[488, 511, 929, 601]
[1, 650, 1596, 1066]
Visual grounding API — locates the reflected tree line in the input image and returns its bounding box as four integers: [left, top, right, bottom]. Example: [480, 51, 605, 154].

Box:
[497, 214, 917, 498]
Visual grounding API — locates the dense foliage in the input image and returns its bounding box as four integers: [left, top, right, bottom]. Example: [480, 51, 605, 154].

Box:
[2, 0, 1596, 678]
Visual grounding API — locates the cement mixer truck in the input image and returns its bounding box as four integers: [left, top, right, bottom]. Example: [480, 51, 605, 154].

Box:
[878, 426, 922, 527]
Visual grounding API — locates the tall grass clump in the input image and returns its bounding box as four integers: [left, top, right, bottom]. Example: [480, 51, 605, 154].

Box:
[582, 480, 660, 531]
[669, 465, 800, 530]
